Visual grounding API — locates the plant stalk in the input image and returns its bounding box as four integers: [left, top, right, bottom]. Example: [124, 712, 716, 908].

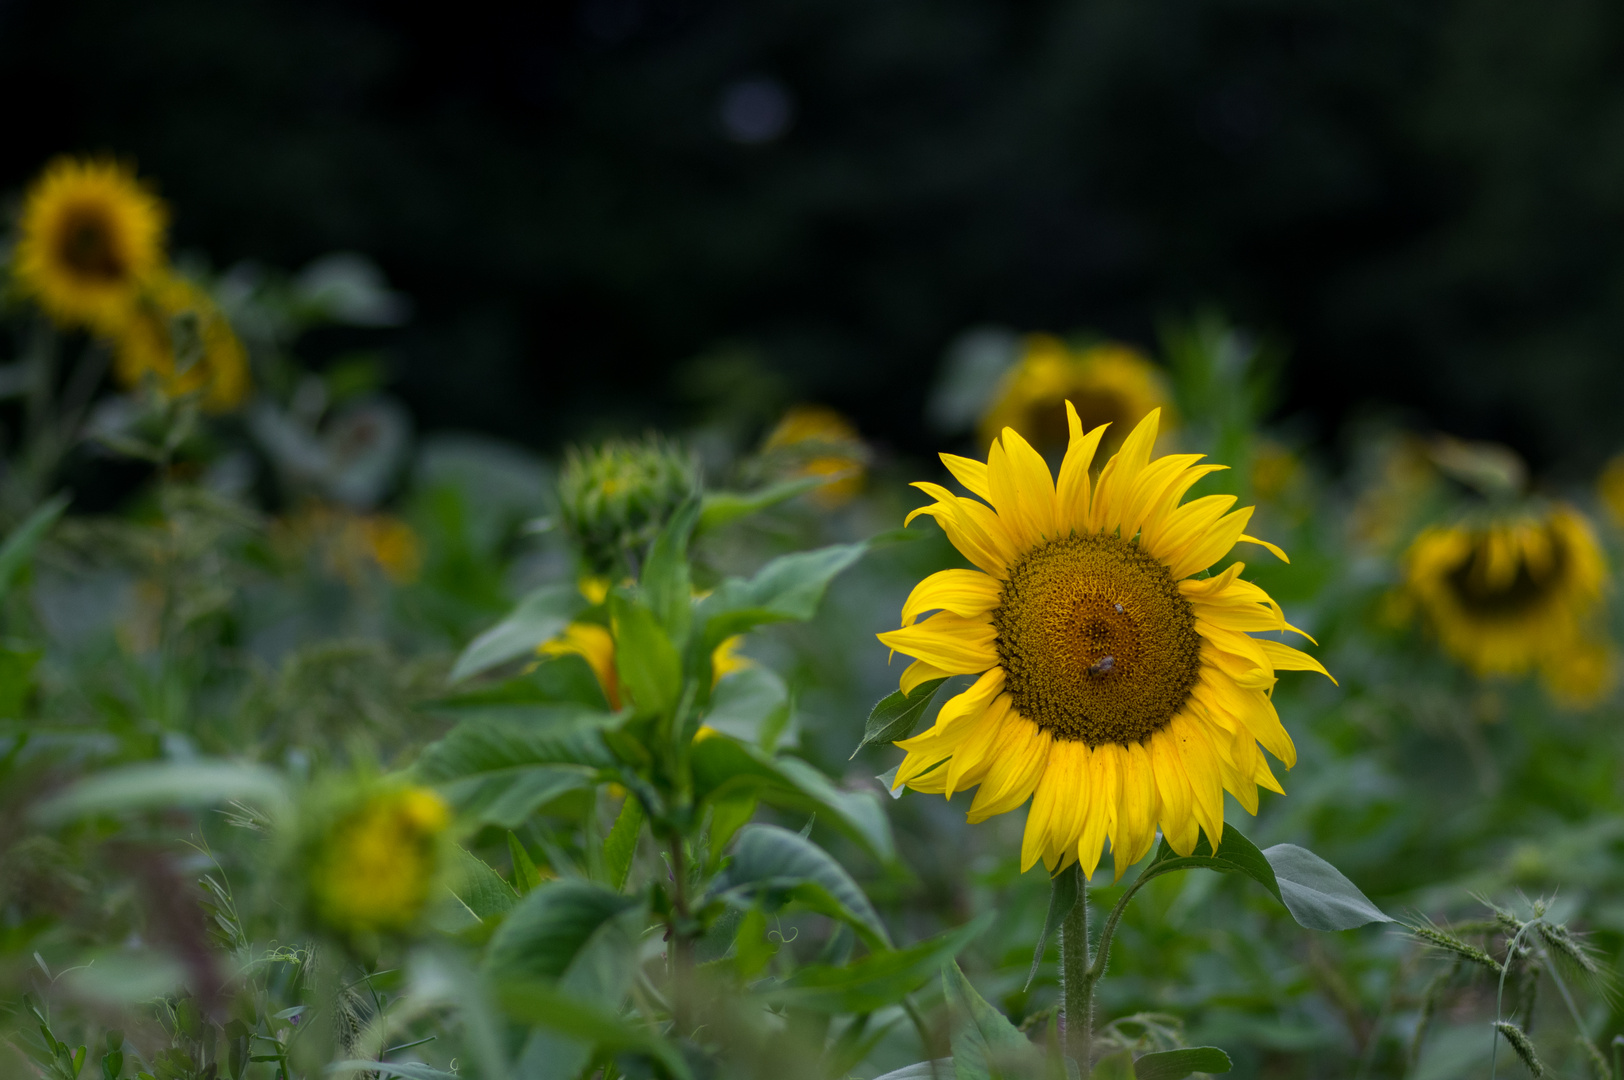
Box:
[1058, 870, 1091, 1070]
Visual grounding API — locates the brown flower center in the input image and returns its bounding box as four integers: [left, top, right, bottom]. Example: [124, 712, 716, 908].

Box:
[54, 204, 127, 282]
[1444, 527, 1569, 619]
[993, 532, 1201, 745]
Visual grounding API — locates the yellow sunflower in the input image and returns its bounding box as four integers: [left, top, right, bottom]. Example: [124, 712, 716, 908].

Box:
[762, 404, 867, 507]
[1405, 506, 1607, 682]
[978, 335, 1173, 458]
[110, 273, 250, 412]
[879, 408, 1328, 878]
[13, 156, 168, 332]
[541, 624, 750, 710]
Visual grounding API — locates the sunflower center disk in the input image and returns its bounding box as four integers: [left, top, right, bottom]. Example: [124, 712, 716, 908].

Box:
[993, 533, 1202, 746]
[56, 205, 125, 281]
[1444, 529, 1568, 619]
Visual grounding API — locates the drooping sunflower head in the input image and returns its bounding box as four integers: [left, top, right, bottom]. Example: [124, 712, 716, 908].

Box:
[558, 435, 700, 576]
[761, 404, 868, 507]
[1405, 506, 1608, 683]
[306, 785, 450, 938]
[13, 156, 168, 332]
[110, 273, 250, 412]
[879, 407, 1328, 878]
[978, 335, 1173, 458]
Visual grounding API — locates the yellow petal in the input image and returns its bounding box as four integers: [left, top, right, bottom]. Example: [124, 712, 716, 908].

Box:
[1089, 408, 1161, 533]
[939, 453, 992, 500]
[1113, 740, 1159, 878]
[876, 613, 998, 674]
[900, 568, 1002, 626]
[1148, 729, 1197, 856]
[900, 657, 952, 696]
[1074, 746, 1116, 878]
[1236, 534, 1289, 563]
[1055, 401, 1107, 534]
[967, 708, 1050, 821]
[1168, 505, 1256, 580]
[987, 429, 1057, 547]
[1258, 640, 1334, 684]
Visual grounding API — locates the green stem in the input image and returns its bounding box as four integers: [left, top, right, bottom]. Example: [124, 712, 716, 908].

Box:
[1058, 869, 1091, 1070]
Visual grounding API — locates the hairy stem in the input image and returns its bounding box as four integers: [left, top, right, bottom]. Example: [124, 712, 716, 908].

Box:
[1059, 869, 1091, 1069]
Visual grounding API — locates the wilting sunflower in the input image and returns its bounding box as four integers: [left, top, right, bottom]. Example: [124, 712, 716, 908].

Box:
[1405, 506, 1607, 684]
[879, 408, 1328, 878]
[13, 156, 168, 332]
[110, 273, 250, 411]
[978, 335, 1173, 458]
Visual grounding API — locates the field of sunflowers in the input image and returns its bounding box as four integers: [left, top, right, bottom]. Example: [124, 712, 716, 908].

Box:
[2, 154, 1622, 1080]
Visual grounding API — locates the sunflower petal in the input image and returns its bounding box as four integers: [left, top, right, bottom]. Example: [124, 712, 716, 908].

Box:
[876, 613, 997, 675]
[940, 453, 992, 500]
[900, 568, 1003, 626]
[1055, 402, 1107, 534]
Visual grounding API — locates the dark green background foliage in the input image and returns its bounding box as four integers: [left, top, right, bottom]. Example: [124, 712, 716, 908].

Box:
[7, 0, 1624, 466]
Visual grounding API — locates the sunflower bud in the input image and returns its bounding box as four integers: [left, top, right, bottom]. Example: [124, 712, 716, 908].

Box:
[307, 786, 450, 938]
[558, 436, 699, 575]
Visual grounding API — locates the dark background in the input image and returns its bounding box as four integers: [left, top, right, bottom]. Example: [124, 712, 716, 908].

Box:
[6, 0, 1624, 472]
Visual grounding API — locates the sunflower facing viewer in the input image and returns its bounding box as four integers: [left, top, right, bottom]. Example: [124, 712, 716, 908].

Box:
[978, 335, 1173, 458]
[879, 407, 1328, 878]
[13, 156, 168, 332]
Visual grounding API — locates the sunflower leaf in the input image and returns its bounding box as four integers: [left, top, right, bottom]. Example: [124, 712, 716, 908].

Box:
[944, 961, 1042, 1080]
[1143, 827, 1282, 905]
[765, 916, 989, 1013]
[696, 541, 868, 649]
[1261, 844, 1393, 931]
[451, 583, 587, 683]
[853, 678, 950, 759]
[698, 476, 827, 534]
[1131, 1046, 1232, 1079]
[712, 823, 892, 948]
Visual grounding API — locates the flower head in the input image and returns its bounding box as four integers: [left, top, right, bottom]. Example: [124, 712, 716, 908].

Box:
[1406, 506, 1608, 687]
[308, 786, 449, 937]
[979, 336, 1173, 458]
[558, 436, 699, 576]
[762, 404, 868, 507]
[880, 408, 1328, 878]
[13, 156, 168, 332]
[110, 274, 250, 412]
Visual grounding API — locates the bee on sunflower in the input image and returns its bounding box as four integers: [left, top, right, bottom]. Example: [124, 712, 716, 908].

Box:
[109, 273, 251, 412]
[879, 406, 1329, 879]
[978, 335, 1174, 458]
[1405, 505, 1611, 703]
[12, 156, 168, 332]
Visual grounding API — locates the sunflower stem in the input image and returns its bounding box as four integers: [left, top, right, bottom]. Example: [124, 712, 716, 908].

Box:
[1058, 866, 1092, 1070]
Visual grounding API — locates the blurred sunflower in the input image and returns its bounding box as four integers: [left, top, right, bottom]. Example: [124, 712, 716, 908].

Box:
[1406, 507, 1608, 694]
[110, 273, 249, 412]
[12, 156, 168, 332]
[761, 404, 867, 507]
[978, 335, 1173, 457]
[308, 786, 449, 937]
[881, 408, 1327, 878]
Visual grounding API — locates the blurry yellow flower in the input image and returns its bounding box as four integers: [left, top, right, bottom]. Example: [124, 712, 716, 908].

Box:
[357, 514, 421, 584]
[1406, 506, 1608, 681]
[762, 405, 867, 508]
[579, 576, 612, 604]
[539, 624, 749, 710]
[110, 274, 249, 412]
[13, 156, 167, 332]
[1250, 440, 1299, 502]
[978, 335, 1173, 457]
[309, 786, 449, 937]
[1598, 453, 1624, 529]
[885, 407, 1327, 878]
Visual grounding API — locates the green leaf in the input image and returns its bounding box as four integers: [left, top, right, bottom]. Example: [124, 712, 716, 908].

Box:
[697, 476, 827, 534]
[34, 761, 290, 825]
[706, 666, 791, 750]
[508, 832, 544, 894]
[413, 705, 617, 827]
[714, 823, 891, 948]
[493, 978, 691, 1080]
[0, 645, 41, 719]
[641, 496, 700, 648]
[1089, 1051, 1135, 1080]
[446, 846, 520, 930]
[484, 878, 641, 984]
[1027, 862, 1080, 990]
[945, 961, 1041, 1080]
[0, 494, 67, 603]
[870, 1063, 955, 1080]
[1131, 1047, 1232, 1079]
[451, 583, 587, 683]
[696, 542, 868, 649]
[767, 916, 989, 1013]
[691, 734, 894, 861]
[852, 678, 949, 759]
[1261, 844, 1393, 931]
[610, 594, 682, 715]
[603, 795, 644, 891]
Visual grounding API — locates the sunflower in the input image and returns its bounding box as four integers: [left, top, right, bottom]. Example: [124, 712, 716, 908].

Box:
[762, 404, 867, 507]
[541, 624, 751, 710]
[878, 408, 1328, 878]
[1405, 506, 1607, 683]
[13, 156, 168, 332]
[110, 273, 250, 412]
[978, 335, 1173, 458]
